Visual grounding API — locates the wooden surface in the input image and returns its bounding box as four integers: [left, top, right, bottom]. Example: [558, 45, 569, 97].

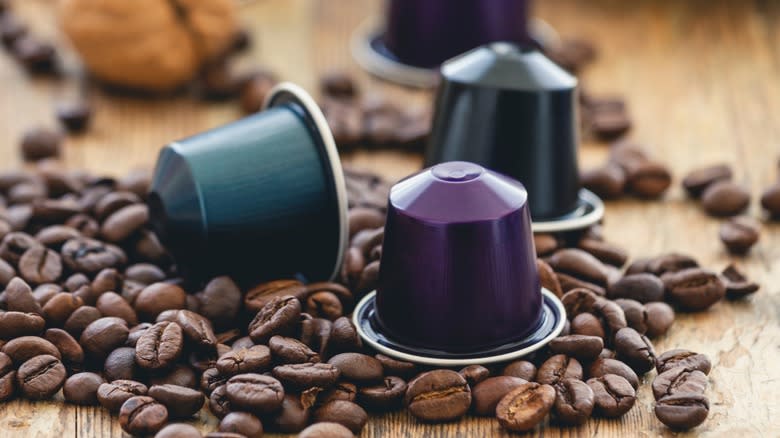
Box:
[2, 0, 780, 436]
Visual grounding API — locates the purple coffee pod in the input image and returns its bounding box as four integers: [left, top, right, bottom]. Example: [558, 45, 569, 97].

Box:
[351, 0, 559, 87]
[353, 161, 565, 366]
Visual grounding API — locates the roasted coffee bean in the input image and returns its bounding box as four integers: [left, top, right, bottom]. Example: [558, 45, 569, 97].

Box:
[135, 321, 184, 370]
[305, 282, 354, 310]
[625, 160, 672, 198]
[554, 378, 594, 425]
[35, 225, 81, 249]
[613, 327, 656, 373]
[240, 70, 277, 113]
[577, 238, 628, 267]
[328, 352, 382, 384]
[319, 381, 357, 405]
[0, 352, 15, 401]
[663, 268, 726, 311]
[471, 376, 527, 416]
[701, 181, 750, 216]
[298, 422, 354, 438]
[588, 357, 639, 389]
[0, 233, 40, 265]
[244, 280, 308, 313]
[61, 237, 126, 274]
[405, 369, 471, 422]
[580, 164, 626, 199]
[570, 312, 605, 339]
[357, 375, 407, 411]
[537, 259, 563, 298]
[119, 395, 169, 435]
[104, 347, 137, 382]
[134, 283, 187, 321]
[155, 423, 203, 438]
[6, 204, 32, 230]
[270, 336, 319, 365]
[63, 305, 101, 337]
[614, 299, 648, 334]
[305, 291, 343, 320]
[9, 182, 46, 204]
[549, 335, 604, 360]
[219, 412, 264, 438]
[96, 292, 138, 326]
[94, 191, 140, 220]
[321, 70, 357, 97]
[5, 277, 42, 314]
[195, 276, 241, 327]
[355, 259, 380, 295]
[592, 298, 627, 338]
[348, 207, 385, 238]
[588, 106, 631, 141]
[502, 360, 536, 381]
[682, 164, 732, 198]
[80, 317, 129, 359]
[719, 216, 760, 254]
[2, 336, 61, 364]
[44, 328, 83, 368]
[655, 393, 709, 430]
[537, 355, 583, 386]
[721, 264, 760, 299]
[760, 181, 780, 217]
[55, 100, 92, 133]
[65, 273, 90, 292]
[208, 384, 232, 418]
[63, 372, 104, 405]
[149, 364, 198, 389]
[556, 273, 606, 296]
[534, 234, 559, 256]
[205, 433, 246, 438]
[33, 283, 61, 305]
[646, 253, 699, 276]
[273, 362, 341, 391]
[226, 373, 285, 415]
[101, 204, 149, 242]
[98, 379, 148, 412]
[548, 248, 609, 286]
[328, 316, 361, 354]
[644, 301, 675, 337]
[0, 311, 45, 338]
[587, 374, 636, 418]
[656, 349, 712, 375]
[561, 288, 599, 317]
[20, 127, 62, 162]
[148, 384, 205, 419]
[65, 214, 99, 237]
[17, 354, 66, 399]
[0, 258, 15, 286]
[170, 309, 217, 349]
[313, 400, 368, 434]
[267, 393, 311, 433]
[125, 263, 166, 285]
[496, 382, 556, 432]
[652, 366, 707, 400]
[459, 364, 490, 387]
[201, 367, 229, 395]
[375, 354, 416, 379]
[248, 296, 301, 343]
[608, 273, 665, 303]
[217, 345, 272, 376]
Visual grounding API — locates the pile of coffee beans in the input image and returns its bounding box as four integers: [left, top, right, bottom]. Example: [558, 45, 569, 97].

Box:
[580, 140, 673, 199]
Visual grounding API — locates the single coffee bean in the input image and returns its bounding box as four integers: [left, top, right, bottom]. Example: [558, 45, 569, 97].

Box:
[299, 422, 354, 438]
[588, 106, 631, 141]
[614, 327, 656, 374]
[655, 393, 709, 430]
[663, 268, 726, 311]
[588, 357, 640, 389]
[549, 335, 604, 360]
[496, 382, 556, 432]
[348, 208, 385, 239]
[0, 232, 40, 265]
[357, 375, 407, 411]
[273, 362, 341, 390]
[0, 311, 46, 338]
[155, 423, 203, 438]
[17, 354, 66, 399]
[2, 336, 61, 364]
[94, 191, 140, 220]
[134, 283, 187, 321]
[328, 352, 383, 384]
[104, 347, 137, 382]
[248, 296, 301, 343]
[647, 253, 699, 276]
[124, 263, 165, 285]
[570, 312, 606, 339]
[554, 378, 594, 425]
[608, 273, 665, 303]
[502, 360, 537, 381]
[328, 316, 362, 353]
[577, 238, 628, 267]
[587, 374, 636, 418]
[63, 305, 101, 338]
[0, 352, 15, 401]
[459, 364, 490, 387]
[268, 393, 311, 433]
[534, 234, 559, 256]
[537, 259, 563, 298]
[149, 364, 198, 389]
[61, 237, 126, 274]
[97, 379, 148, 412]
[652, 367, 708, 400]
[405, 370, 471, 422]
[548, 248, 610, 286]
[701, 181, 750, 216]
[312, 400, 368, 434]
[172, 309, 217, 349]
[656, 349, 712, 375]
[20, 127, 62, 162]
[135, 321, 184, 370]
[270, 335, 320, 364]
[320, 381, 357, 404]
[219, 412, 264, 438]
[760, 181, 780, 217]
[80, 317, 129, 359]
[42, 291, 83, 326]
[375, 354, 416, 379]
[201, 367, 229, 395]
[614, 299, 648, 334]
[721, 264, 760, 299]
[55, 100, 92, 133]
[44, 328, 84, 368]
[119, 395, 169, 436]
[580, 163, 626, 199]
[194, 276, 242, 327]
[65, 214, 99, 237]
[471, 376, 527, 416]
[208, 384, 232, 418]
[244, 280, 308, 313]
[96, 292, 138, 326]
[592, 298, 628, 339]
[537, 354, 583, 386]
[5, 277, 42, 314]
[305, 291, 343, 321]
[101, 204, 149, 243]
[148, 384, 205, 419]
[226, 373, 285, 415]
[33, 283, 61, 306]
[624, 160, 672, 198]
[556, 272, 606, 296]
[719, 216, 760, 254]
[682, 164, 732, 198]
[640, 302, 673, 339]
[63, 372, 104, 405]
[217, 345, 272, 376]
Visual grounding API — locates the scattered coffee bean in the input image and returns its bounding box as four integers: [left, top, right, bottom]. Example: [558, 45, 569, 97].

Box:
[0, 352, 15, 401]
[496, 382, 556, 432]
[459, 364, 490, 387]
[625, 161, 672, 198]
[17, 354, 66, 399]
[652, 366, 708, 400]
[646, 252, 699, 276]
[614, 298, 648, 334]
[219, 411, 264, 438]
[248, 296, 301, 343]
[554, 378, 594, 425]
[270, 335, 319, 364]
[537, 259, 563, 298]
[63, 372, 104, 405]
[104, 347, 138, 382]
[655, 393, 709, 430]
[721, 264, 760, 299]
[405, 370, 471, 422]
[217, 345, 271, 376]
[375, 354, 416, 379]
[0, 311, 45, 339]
[682, 164, 732, 198]
[97, 379, 148, 412]
[577, 238, 628, 267]
[135, 321, 184, 370]
[148, 384, 205, 419]
[549, 334, 604, 360]
[548, 248, 609, 286]
[587, 374, 636, 417]
[644, 301, 675, 337]
[55, 100, 92, 133]
[20, 127, 62, 162]
[580, 163, 626, 199]
[357, 375, 407, 411]
[225, 373, 285, 415]
[2, 335, 61, 364]
[608, 273, 665, 303]
[312, 400, 368, 434]
[656, 349, 712, 375]
[327, 352, 383, 384]
[319, 381, 357, 404]
[536, 354, 583, 386]
[588, 357, 640, 389]
[760, 181, 780, 218]
[614, 327, 656, 373]
[44, 328, 83, 368]
[701, 181, 750, 216]
[155, 423, 202, 438]
[663, 268, 726, 311]
[119, 395, 169, 435]
[299, 422, 354, 438]
[719, 216, 760, 254]
[471, 376, 527, 416]
[134, 283, 187, 321]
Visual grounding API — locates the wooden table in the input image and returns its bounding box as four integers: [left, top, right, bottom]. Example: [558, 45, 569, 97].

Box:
[2, 0, 779, 436]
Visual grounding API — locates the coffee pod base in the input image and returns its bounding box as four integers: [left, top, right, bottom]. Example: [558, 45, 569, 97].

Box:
[531, 189, 605, 234]
[353, 289, 566, 366]
[350, 18, 560, 88]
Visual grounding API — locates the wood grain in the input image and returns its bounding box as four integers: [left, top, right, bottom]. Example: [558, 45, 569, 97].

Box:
[0, 0, 778, 436]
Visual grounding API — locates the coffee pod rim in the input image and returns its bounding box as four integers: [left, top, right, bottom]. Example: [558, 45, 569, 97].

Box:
[352, 288, 566, 366]
[263, 82, 349, 282]
[350, 18, 561, 88]
[531, 188, 605, 234]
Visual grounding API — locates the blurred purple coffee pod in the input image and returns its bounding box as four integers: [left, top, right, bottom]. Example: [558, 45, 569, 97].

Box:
[351, 0, 558, 87]
[424, 43, 604, 233]
[353, 161, 565, 366]
[148, 83, 348, 285]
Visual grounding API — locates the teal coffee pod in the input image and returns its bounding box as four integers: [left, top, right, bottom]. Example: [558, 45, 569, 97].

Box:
[148, 83, 348, 284]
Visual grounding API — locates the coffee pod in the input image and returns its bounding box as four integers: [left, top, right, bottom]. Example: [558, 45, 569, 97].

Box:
[424, 43, 604, 233]
[148, 83, 348, 285]
[351, 0, 557, 87]
[353, 161, 565, 366]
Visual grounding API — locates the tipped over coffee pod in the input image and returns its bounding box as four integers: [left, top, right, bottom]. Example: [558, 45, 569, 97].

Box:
[353, 161, 566, 366]
[148, 82, 348, 285]
[351, 0, 557, 87]
[425, 43, 604, 233]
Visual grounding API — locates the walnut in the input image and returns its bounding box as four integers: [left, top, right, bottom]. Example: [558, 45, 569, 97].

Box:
[59, 0, 238, 92]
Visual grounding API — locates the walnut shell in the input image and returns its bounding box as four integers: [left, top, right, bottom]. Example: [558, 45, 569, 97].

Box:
[59, 0, 237, 92]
